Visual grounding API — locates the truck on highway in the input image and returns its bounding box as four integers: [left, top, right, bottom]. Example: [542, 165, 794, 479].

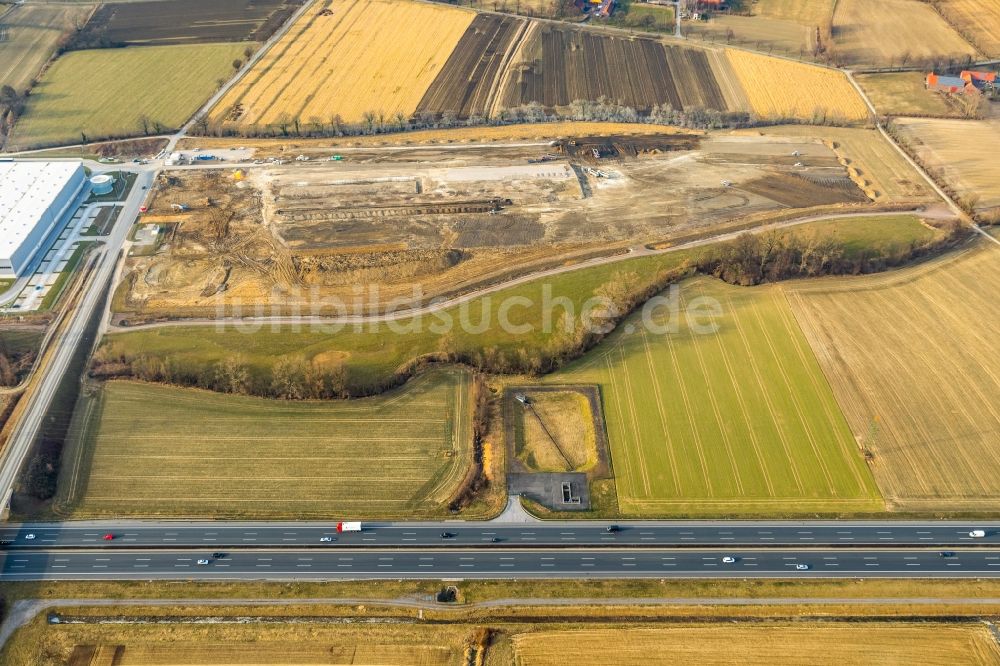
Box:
[337, 521, 362, 533]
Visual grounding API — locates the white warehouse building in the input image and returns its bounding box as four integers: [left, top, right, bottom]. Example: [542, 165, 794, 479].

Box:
[0, 161, 87, 278]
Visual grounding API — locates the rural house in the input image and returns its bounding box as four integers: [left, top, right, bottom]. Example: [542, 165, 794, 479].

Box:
[961, 70, 998, 94]
[925, 72, 977, 95]
[926, 70, 999, 97]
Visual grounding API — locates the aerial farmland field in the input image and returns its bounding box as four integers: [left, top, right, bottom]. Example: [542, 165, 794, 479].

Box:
[892, 118, 1000, 212]
[55, 368, 473, 518]
[210, 0, 474, 128]
[71, 0, 302, 47]
[0, 3, 94, 93]
[787, 242, 1000, 511]
[416, 14, 529, 119]
[4, 618, 469, 666]
[831, 0, 977, 66]
[725, 49, 869, 123]
[546, 275, 883, 516]
[755, 0, 834, 28]
[936, 0, 1000, 56]
[513, 624, 1000, 666]
[500, 27, 735, 113]
[8, 43, 246, 149]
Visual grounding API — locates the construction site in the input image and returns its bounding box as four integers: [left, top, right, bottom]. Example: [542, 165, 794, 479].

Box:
[116, 132, 880, 321]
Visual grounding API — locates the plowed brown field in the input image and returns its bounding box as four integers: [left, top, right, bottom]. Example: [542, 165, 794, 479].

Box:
[500, 26, 731, 112]
[416, 14, 529, 118]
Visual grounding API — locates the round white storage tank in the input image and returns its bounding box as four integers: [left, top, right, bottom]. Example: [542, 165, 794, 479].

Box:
[90, 174, 115, 196]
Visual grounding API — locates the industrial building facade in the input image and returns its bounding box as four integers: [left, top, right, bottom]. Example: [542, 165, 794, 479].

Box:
[0, 161, 87, 278]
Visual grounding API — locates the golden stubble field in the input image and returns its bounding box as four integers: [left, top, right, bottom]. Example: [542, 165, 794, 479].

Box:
[937, 0, 1000, 57]
[831, 0, 978, 66]
[513, 624, 1000, 665]
[211, 0, 474, 126]
[787, 242, 1000, 510]
[893, 117, 1000, 212]
[725, 49, 870, 123]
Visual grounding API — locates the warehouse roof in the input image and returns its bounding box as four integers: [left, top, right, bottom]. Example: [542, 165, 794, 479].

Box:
[0, 161, 83, 259]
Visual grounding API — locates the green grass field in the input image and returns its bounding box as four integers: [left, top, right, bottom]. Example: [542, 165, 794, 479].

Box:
[790, 214, 939, 257]
[9, 43, 245, 149]
[856, 72, 965, 118]
[546, 276, 884, 516]
[55, 368, 473, 518]
[609, 1, 675, 31]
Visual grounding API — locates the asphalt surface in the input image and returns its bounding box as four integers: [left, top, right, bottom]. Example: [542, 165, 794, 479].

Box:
[3, 548, 1000, 580]
[3, 521, 998, 550]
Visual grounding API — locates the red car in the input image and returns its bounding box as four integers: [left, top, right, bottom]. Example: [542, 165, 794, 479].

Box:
[102, 534, 114, 541]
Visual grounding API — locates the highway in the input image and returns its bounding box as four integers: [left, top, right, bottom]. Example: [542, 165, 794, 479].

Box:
[2, 521, 997, 550]
[4, 548, 1000, 580]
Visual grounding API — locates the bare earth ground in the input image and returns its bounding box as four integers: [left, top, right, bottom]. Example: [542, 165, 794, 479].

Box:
[786, 241, 1000, 511]
[740, 125, 935, 204]
[120, 132, 876, 320]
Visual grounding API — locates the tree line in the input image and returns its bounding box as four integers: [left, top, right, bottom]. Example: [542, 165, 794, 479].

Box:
[91, 220, 968, 399]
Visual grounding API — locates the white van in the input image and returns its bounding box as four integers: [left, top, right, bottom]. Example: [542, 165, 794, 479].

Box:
[969, 530, 987, 538]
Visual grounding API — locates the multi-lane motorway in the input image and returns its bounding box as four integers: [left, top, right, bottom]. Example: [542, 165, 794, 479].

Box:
[4, 520, 1000, 581]
[1, 521, 997, 550]
[4, 548, 1000, 580]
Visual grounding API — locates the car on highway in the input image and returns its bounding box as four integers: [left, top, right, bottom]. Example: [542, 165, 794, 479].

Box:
[490, 537, 501, 543]
[970, 530, 987, 538]
[196, 559, 210, 565]
[795, 564, 811, 570]
[24, 533, 35, 540]
[721, 556, 736, 563]
[606, 525, 620, 533]
[213, 552, 226, 559]
[102, 533, 114, 541]
[939, 551, 955, 557]
[320, 536, 334, 542]
[440, 532, 456, 539]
